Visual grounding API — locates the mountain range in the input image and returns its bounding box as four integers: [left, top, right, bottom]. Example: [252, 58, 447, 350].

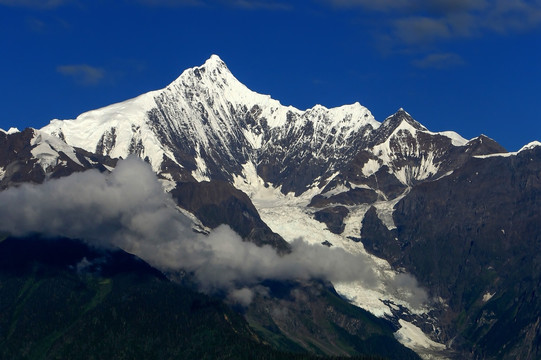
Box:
[1, 55, 540, 359]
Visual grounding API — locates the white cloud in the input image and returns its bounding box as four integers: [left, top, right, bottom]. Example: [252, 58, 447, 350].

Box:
[322, 0, 541, 50]
[0, 157, 391, 304]
[134, 0, 205, 6]
[57, 64, 105, 86]
[412, 52, 465, 69]
[0, 0, 72, 9]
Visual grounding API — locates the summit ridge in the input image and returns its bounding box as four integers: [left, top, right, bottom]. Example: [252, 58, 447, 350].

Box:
[42, 55, 474, 195]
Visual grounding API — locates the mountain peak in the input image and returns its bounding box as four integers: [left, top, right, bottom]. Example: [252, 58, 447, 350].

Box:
[519, 141, 541, 152]
[172, 54, 233, 87]
[0, 127, 20, 135]
[383, 108, 426, 131]
[203, 54, 227, 69]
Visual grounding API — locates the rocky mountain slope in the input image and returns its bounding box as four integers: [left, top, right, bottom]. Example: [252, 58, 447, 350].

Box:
[1, 55, 540, 359]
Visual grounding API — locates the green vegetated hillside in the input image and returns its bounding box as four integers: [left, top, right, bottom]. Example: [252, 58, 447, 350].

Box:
[245, 280, 420, 360]
[0, 236, 417, 360]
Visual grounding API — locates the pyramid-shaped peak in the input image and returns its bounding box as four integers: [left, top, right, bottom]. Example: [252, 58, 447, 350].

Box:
[392, 107, 412, 118]
[201, 54, 228, 70]
[170, 54, 237, 89]
[383, 108, 425, 130]
[180, 54, 234, 82]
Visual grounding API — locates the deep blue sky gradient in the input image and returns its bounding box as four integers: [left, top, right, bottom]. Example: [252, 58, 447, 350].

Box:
[1, 0, 540, 150]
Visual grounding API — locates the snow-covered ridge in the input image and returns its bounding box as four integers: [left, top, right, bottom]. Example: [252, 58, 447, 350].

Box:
[0, 127, 20, 135]
[44, 91, 171, 171]
[39, 55, 505, 197]
[41, 55, 380, 181]
[474, 140, 541, 159]
[427, 130, 468, 146]
[31, 130, 83, 171]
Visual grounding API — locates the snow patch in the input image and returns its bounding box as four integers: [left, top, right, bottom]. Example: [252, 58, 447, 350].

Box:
[519, 140, 541, 152]
[159, 178, 177, 192]
[192, 154, 210, 182]
[394, 320, 448, 359]
[361, 158, 380, 177]
[482, 292, 495, 302]
[30, 130, 83, 171]
[371, 123, 442, 185]
[0, 127, 20, 135]
[320, 183, 350, 198]
[427, 130, 468, 146]
[342, 204, 372, 240]
[474, 152, 513, 159]
[242, 129, 263, 149]
[374, 194, 407, 230]
[233, 162, 321, 207]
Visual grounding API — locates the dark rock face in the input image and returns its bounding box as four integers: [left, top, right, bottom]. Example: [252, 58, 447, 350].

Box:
[0, 129, 45, 188]
[310, 189, 378, 208]
[0, 129, 117, 190]
[170, 180, 290, 254]
[314, 206, 350, 234]
[367, 109, 428, 147]
[245, 280, 421, 359]
[361, 146, 541, 359]
[256, 113, 375, 196]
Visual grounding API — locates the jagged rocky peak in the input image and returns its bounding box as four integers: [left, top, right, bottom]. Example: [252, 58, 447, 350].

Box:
[365, 108, 424, 148]
[465, 134, 507, 155]
[0, 127, 20, 135]
[0, 128, 117, 190]
[384, 108, 427, 131]
[302, 102, 379, 133]
[40, 55, 510, 198]
[40, 56, 383, 190]
[163, 53, 281, 115]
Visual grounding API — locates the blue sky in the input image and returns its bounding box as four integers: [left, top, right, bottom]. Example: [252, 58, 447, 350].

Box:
[1, 0, 540, 151]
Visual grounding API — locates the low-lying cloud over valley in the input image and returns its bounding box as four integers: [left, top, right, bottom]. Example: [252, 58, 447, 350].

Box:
[0, 157, 426, 306]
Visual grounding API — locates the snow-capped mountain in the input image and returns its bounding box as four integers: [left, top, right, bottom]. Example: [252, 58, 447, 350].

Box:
[0, 128, 117, 190]
[2, 55, 540, 359]
[42, 55, 496, 199]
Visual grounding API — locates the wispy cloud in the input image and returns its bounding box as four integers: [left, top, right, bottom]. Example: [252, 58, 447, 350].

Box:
[222, 0, 291, 10]
[326, 0, 487, 13]
[393, 16, 453, 45]
[134, 0, 291, 10]
[0, 0, 72, 9]
[57, 64, 105, 86]
[322, 0, 541, 48]
[133, 0, 205, 7]
[412, 52, 465, 69]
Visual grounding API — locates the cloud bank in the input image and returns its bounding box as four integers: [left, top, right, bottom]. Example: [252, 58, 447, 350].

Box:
[0, 157, 426, 306]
